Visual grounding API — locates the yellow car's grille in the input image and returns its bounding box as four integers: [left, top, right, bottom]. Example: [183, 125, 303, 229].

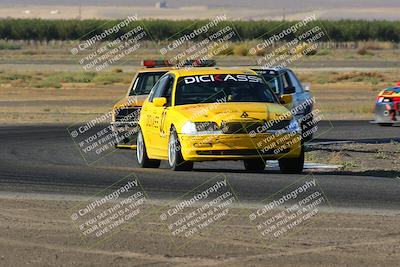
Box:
[196, 148, 290, 156]
[221, 120, 291, 134]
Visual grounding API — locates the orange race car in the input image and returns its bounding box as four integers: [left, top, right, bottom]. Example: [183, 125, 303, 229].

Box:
[373, 82, 400, 126]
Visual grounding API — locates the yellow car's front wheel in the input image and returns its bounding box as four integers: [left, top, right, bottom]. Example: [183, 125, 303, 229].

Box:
[168, 128, 193, 171]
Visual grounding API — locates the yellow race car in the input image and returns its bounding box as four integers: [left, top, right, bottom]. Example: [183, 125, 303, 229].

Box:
[136, 68, 304, 173]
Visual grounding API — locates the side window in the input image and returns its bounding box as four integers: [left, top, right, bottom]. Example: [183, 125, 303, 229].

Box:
[260, 73, 280, 94]
[288, 70, 304, 93]
[128, 76, 139, 96]
[148, 79, 163, 102]
[282, 72, 291, 88]
[147, 83, 156, 102]
[282, 72, 294, 94]
[162, 77, 174, 106]
[149, 75, 170, 102]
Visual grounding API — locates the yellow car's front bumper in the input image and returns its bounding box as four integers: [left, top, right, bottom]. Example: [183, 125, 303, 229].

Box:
[179, 132, 302, 161]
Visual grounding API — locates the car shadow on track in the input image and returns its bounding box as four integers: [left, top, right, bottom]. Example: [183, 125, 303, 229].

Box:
[308, 169, 400, 179]
[192, 168, 399, 178]
[312, 137, 400, 144]
[192, 168, 283, 174]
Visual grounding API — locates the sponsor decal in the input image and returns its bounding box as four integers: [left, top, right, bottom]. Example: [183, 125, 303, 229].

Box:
[240, 112, 249, 118]
[183, 74, 263, 84]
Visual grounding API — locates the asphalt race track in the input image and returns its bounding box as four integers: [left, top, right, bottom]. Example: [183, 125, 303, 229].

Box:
[0, 121, 399, 211]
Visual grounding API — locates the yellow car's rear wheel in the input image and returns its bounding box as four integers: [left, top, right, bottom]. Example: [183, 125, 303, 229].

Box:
[136, 127, 160, 168]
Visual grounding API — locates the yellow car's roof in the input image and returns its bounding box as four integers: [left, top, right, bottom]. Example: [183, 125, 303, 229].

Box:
[168, 67, 257, 77]
[135, 67, 258, 76]
[136, 67, 175, 73]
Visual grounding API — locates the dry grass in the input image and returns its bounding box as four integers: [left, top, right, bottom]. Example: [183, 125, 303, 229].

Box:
[357, 41, 397, 50]
[357, 47, 374, 56]
[0, 83, 127, 124]
[297, 70, 400, 120]
[1, 41, 399, 62]
[306, 143, 400, 172]
[233, 43, 250, 56]
[311, 85, 377, 120]
[0, 70, 132, 89]
[297, 70, 396, 85]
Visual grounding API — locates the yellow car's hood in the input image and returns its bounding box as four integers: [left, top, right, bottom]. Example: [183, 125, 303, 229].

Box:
[113, 95, 148, 109]
[174, 102, 291, 125]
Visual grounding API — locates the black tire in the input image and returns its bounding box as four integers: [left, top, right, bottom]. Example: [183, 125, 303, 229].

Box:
[378, 123, 393, 127]
[168, 127, 193, 171]
[136, 127, 161, 168]
[278, 146, 304, 174]
[243, 158, 265, 172]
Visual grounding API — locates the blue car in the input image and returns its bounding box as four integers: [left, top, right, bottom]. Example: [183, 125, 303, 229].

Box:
[252, 68, 315, 141]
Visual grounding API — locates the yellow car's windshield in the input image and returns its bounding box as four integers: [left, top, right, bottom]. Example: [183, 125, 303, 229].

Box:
[175, 74, 277, 105]
[129, 71, 167, 96]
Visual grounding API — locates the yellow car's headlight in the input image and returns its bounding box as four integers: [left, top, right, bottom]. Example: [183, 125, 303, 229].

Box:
[181, 121, 197, 134]
[181, 121, 221, 135]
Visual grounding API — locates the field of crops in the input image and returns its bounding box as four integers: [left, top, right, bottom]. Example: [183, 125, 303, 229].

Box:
[1, 19, 400, 42]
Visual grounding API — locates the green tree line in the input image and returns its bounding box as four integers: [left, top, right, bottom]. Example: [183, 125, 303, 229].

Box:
[0, 18, 399, 42]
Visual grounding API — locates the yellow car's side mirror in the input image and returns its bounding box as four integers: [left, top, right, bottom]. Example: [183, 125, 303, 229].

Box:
[153, 97, 167, 107]
[280, 94, 293, 105]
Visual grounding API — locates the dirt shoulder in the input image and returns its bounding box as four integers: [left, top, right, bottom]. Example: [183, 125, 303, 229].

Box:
[0, 197, 399, 266]
[306, 142, 400, 175]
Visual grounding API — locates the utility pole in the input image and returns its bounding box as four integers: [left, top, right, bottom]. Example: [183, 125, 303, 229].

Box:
[78, 4, 82, 20]
[282, 8, 286, 21]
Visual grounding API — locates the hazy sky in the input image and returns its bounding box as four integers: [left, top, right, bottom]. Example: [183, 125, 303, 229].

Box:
[2, 0, 400, 8]
[1, 0, 399, 20]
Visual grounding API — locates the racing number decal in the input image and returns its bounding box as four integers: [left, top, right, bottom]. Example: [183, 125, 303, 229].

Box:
[145, 114, 154, 128]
